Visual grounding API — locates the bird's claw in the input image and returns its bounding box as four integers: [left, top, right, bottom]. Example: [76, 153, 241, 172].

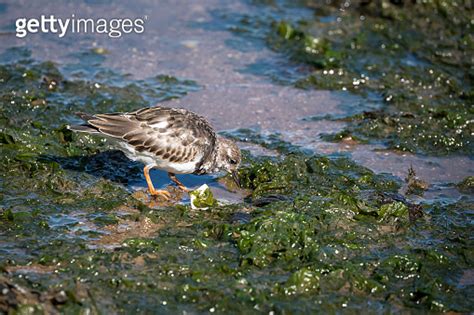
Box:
[149, 189, 172, 200]
[177, 185, 190, 193]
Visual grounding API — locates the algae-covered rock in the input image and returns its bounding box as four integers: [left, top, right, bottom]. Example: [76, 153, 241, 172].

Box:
[238, 154, 400, 199]
[236, 211, 320, 268]
[405, 166, 429, 196]
[457, 176, 474, 194]
[282, 267, 320, 295]
[377, 201, 408, 222]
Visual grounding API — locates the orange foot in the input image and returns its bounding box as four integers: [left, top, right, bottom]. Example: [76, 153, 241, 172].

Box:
[149, 188, 172, 200]
[144, 165, 172, 200]
[168, 173, 190, 193]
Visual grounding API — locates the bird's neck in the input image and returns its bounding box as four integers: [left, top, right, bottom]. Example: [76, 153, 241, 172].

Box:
[196, 139, 225, 174]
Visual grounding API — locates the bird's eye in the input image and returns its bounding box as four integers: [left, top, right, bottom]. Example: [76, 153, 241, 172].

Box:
[229, 159, 237, 165]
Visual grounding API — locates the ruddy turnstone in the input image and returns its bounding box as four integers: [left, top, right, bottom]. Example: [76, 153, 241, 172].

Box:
[69, 106, 241, 199]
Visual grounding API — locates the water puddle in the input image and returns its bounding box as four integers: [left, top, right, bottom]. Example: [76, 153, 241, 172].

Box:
[128, 169, 246, 204]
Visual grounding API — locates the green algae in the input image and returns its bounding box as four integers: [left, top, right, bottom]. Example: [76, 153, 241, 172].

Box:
[2, 149, 473, 312]
[189, 184, 218, 210]
[226, 0, 474, 155]
[0, 47, 473, 313]
[2, 151, 473, 313]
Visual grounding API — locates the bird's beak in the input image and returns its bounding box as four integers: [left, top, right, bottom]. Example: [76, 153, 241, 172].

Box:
[231, 170, 241, 188]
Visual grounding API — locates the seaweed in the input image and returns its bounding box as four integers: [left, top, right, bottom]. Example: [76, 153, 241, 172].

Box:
[223, 0, 474, 155]
[0, 47, 473, 313]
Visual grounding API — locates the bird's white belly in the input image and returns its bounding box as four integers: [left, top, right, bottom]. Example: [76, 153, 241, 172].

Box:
[155, 159, 199, 174]
[116, 141, 199, 174]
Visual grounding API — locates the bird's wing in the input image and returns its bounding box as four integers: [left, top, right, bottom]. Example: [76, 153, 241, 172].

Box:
[82, 106, 217, 164]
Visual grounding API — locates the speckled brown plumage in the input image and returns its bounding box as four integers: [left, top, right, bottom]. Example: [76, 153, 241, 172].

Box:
[73, 107, 216, 170]
[69, 106, 241, 199]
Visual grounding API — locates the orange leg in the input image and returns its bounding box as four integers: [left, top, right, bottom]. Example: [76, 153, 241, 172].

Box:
[168, 173, 190, 192]
[144, 165, 171, 199]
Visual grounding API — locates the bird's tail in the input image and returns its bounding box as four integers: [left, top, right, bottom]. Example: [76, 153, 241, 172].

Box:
[68, 112, 100, 134]
[75, 112, 95, 122]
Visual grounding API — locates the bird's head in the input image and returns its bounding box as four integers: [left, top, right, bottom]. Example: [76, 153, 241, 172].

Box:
[215, 136, 241, 186]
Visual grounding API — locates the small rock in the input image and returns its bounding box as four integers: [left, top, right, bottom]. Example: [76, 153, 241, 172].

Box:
[230, 212, 251, 224]
[252, 194, 291, 207]
[52, 290, 67, 305]
[405, 165, 429, 195]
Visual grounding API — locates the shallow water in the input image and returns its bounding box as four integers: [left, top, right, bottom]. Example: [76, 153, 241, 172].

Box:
[0, 0, 473, 313]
